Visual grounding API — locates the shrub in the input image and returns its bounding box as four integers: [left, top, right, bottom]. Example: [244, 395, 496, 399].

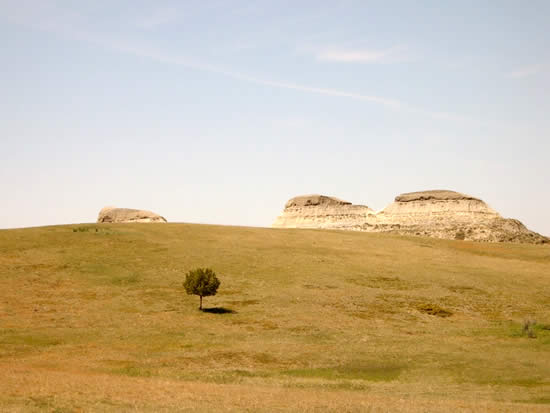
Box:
[522, 319, 537, 338]
[183, 268, 220, 310]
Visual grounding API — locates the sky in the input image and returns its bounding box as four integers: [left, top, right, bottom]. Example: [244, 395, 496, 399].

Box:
[1, 0, 549, 235]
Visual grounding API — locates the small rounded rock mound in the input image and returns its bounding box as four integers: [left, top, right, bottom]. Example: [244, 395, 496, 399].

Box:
[97, 207, 167, 223]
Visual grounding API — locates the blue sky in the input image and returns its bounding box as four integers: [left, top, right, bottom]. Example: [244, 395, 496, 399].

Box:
[1, 0, 549, 235]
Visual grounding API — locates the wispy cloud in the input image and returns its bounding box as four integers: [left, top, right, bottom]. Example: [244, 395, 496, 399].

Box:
[101, 41, 403, 109]
[506, 63, 548, 79]
[316, 46, 410, 63]
[93, 41, 470, 120]
[1, 5, 467, 121]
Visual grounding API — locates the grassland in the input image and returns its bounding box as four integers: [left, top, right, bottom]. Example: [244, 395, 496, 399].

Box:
[1, 223, 549, 412]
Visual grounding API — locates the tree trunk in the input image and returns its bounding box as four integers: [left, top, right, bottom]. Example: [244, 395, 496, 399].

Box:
[199, 296, 202, 310]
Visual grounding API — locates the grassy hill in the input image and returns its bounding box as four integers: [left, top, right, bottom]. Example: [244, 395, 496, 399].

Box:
[1, 223, 549, 412]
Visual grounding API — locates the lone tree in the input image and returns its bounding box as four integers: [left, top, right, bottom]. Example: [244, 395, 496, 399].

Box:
[183, 267, 220, 310]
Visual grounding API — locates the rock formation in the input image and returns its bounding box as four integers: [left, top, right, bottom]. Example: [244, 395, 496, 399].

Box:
[273, 190, 548, 244]
[273, 195, 373, 230]
[97, 207, 167, 223]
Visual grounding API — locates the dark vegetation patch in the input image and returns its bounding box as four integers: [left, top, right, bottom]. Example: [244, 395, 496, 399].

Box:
[181, 351, 280, 369]
[71, 226, 113, 234]
[518, 320, 550, 341]
[226, 299, 259, 306]
[455, 230, 466, 240]
[303, 284, 338, 290]
[259, 320, 278, 330]
[110, 273, 141, 286]
[231, 318, 279, 331]
[514, 397, 550, 404]
[488, 319, 550, 341]
[0, 330, 62, 356]
[284, 326, 333, 343]
[347, 275, 421, 290]
[78, 263, 143, 287]
[111, 364, 153, 378]
[468, 320, 550, 343]
[443, 355, 550, 388]
[345, 293, 422, 320]
[447, 240, 550, 263]
[28, 396, 74, 413]
[522, 319, 537, 338]
[252, 352, 278, 364]
[464, 374, 547, 387]
[0, 330, 62, 347]
[10, 263, 70, 275]
[219, 289, 243, 296]
[284, 362, 403, 382]
[417, 303, 453, 317]
[231, 369, 270, 378]
[447, 285, 487, 295]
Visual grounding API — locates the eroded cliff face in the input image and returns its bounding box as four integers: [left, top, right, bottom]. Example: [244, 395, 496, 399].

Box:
[273, 191, 548, 244]
[273, 195, 373, 230]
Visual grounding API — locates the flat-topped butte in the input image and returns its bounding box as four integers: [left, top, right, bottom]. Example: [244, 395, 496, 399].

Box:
[273, 190, 548, 244]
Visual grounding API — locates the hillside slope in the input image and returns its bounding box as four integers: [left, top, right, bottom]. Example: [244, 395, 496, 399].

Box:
[1, 224, 549, 412]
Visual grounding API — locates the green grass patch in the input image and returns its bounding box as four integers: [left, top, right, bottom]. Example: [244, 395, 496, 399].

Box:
[0, 330, 62, 348]
[112, 364, 153, 378]
[518, 397, 550, 404]
[0, 330, 62, 357]
[284, 362, 403, 382]
[71, 225, 114, 234]
[347, 275, 421, 290]
[110, 273, 141, 286]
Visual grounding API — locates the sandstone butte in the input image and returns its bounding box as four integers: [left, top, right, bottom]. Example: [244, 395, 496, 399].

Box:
[97, 206, 167, 223]
[272, 190, 549, 244]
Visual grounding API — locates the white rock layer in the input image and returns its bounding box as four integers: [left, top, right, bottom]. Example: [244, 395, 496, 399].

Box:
[273, 195, 373, 230]
[273, 191, 548, 244]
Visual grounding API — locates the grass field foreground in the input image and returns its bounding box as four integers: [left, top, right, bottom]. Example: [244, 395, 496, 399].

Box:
[1, 223, 549, 411]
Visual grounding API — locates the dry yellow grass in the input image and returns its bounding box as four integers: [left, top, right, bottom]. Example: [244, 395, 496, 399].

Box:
[1, 223, 549, 411]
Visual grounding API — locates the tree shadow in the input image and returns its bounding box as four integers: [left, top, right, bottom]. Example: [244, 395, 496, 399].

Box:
[201, 307, 236, 314]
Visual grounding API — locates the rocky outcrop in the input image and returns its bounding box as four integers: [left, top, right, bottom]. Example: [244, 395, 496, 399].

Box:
[273, 195, 373, 230]
[97, 207, 167, 223]
[273, 191, 548, 244]
[394, 190, 481, 203]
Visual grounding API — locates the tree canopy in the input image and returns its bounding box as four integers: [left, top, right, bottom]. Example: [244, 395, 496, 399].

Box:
[183, 267, 220, 310]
